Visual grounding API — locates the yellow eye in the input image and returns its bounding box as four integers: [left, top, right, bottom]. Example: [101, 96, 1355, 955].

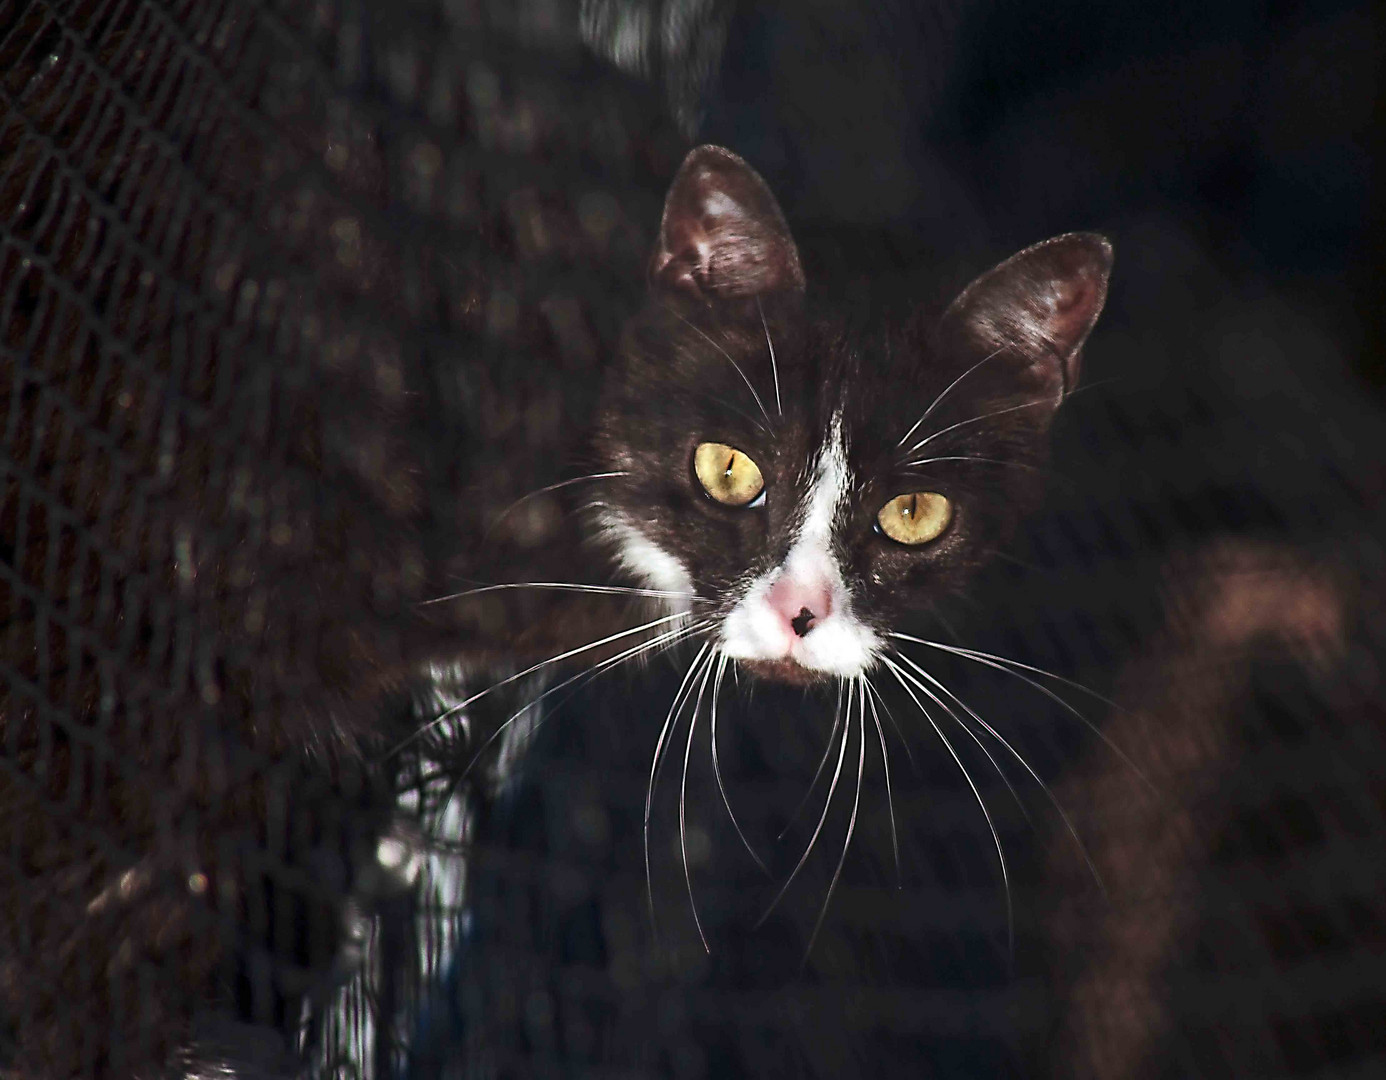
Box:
[693, 442, 765, 507]
[877, 491, 951, 545]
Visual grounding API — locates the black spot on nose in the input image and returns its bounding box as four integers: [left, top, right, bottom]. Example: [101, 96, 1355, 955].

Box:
[791, 607, 816, 637]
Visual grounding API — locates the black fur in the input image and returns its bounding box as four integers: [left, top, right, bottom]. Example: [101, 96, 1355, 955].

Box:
[599, 146, 1110, 657]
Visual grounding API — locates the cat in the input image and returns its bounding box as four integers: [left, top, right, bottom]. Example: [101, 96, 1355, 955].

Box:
[394, 146, 1385, 1080]
[322, 142, 1112, 1076]
[333, 6, 1386, 1078]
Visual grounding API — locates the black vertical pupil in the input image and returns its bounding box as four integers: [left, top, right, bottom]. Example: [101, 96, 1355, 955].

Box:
[906, 493, 917, 519]
[723, 453, 736, 476]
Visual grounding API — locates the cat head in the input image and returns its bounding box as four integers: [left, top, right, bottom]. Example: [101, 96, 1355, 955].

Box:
[596, 145, 1111, 684]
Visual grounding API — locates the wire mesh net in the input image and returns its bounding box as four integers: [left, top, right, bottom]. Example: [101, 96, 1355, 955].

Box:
[2, 1, 1383, 1078]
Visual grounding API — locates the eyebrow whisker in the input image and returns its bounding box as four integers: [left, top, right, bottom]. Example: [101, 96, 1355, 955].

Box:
[664, 303, 775, 431]
[757, 296, 782, 416]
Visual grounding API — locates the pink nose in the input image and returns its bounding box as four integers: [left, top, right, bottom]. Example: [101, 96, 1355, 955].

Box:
[766, 574, 833, 638]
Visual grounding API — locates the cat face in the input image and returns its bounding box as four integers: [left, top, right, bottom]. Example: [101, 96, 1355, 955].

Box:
[597, 146, 1111, 684]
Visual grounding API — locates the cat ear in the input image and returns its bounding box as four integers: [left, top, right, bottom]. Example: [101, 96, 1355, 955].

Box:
[940, 233, 1113, 397]
[651, 145, 806, 299]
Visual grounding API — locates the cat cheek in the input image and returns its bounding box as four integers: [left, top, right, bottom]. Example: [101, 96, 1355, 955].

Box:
[598, 510, 694, 599]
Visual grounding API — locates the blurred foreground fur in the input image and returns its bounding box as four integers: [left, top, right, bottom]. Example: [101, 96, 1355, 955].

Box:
[1044, 541, 1383, 1077]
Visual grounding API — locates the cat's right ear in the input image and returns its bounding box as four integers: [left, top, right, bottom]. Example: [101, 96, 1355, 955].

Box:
[651, 145, 806, 300]
[939, 232, 1113, 398]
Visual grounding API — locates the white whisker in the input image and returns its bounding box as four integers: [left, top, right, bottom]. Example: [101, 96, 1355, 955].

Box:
[804, 678, 867, 961]
[884, 652, 1031, 824]
[904, 397, 1051, 458]
[446, 619, 710, 784]
[879, 654, 1013, 955]
[862, 676, 917, 774]
[896, 343, 1012, 449]
[778, 679, 846, 842]
[757, 296, 782, 416]
[757, 677, 852, 928]
[890, 649, 1103, 893]
[897, 635, 1122, 710]
[480, 471, 630, 542]
[665, 304, 774, 431]
[387, 610, 692, 758]
[646, 642, 714, 933]
[419, 581, 694, 607]
[861, 678, 901, 883]
[680, 646, 719, 953]
[903, 455, 1046, 474]
[889, 633, 1152, 791]
[709, 655, 768, 873]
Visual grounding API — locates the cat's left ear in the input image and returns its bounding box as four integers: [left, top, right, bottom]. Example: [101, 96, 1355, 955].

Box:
[940, 232, 1113, 398]
[651, 145, 806, 300]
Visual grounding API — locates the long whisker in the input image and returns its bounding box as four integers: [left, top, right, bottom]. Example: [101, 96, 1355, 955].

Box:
[646, 642, 714, 933]
[757, 678, 852, 928]
[414, 620, 711, 823]
[709, 655, 768, 873]
[418, 581, 694, 606]
[894, 353, 1116, 455]
[804, 678, 867, 961]
[937, 375, 1119, 445]
[664, 304, 774, 431]
[861, 678, 901, 883]
[480, 471, 630, 542]
[680, 647, 719, 952]
[685, 386, 775, 434]
[897, 635, 1122, 711]
[890, 650, 1103, 893]
[896, 343, 1013, 449]
[778, 678, 846, 841]
[648, 644, 715, 803]
[882, 653, 1031, 825]
[903, 455, 1047, 474]
[879, 655, 1013, 955]
[386, 611, 692, 758]
[757, 296, 782, 416]
[889, 633, 1152, 791]
[904, 397, 1052, 458]
[861, 675, 917, 774]
[448, 620, 710, 785]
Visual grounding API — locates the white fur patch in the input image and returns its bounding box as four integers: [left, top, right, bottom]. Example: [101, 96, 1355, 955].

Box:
[719, 410, 881, 677]
[797, 409, 850, 550]
[598, 509, 694, 615]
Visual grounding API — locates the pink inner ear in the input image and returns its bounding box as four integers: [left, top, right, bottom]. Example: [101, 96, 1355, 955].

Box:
[649, 222, 710, 293]
[1046, 263, 1107, 357]
[942, 232, 1113, 394]
[1055, 274, 1091, 316]
[650, 145, 805, 299]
